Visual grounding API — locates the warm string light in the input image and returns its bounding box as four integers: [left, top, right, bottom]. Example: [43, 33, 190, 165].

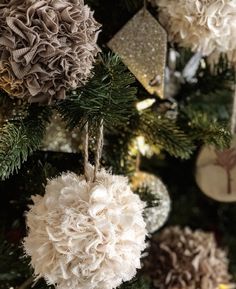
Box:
[136, 98, 156, 111]
[135, 98, 158, 157]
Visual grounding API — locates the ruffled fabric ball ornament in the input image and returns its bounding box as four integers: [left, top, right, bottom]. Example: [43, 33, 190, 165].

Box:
[0, 0, 100, 103]
[144, 226, 234, 289]
[24, 165, 147, 289]
[154, 0, 236, 60]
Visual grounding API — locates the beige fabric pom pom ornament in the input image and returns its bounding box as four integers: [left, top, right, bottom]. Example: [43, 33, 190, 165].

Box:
[144, 226, 234, 289]
[153, 0, 236, 62]
[0, 0, 100, 103]
[23, 165, 147, 289]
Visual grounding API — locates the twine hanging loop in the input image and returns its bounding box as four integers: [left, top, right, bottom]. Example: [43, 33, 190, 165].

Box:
[83, 119, 104, 182]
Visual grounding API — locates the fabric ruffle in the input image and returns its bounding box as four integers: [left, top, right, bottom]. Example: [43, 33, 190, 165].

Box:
[24, 165, 147, 289]
[155, 0, 236, 61]
[0, 0, 100, 102]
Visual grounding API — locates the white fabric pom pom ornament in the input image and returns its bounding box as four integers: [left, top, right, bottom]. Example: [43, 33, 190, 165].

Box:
[155, 0, 236, 59]
[24, 165, 147, 289]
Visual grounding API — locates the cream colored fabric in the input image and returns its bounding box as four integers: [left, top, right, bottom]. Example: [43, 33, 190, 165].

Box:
[155, 0, 236, 59]
[0, 0, 100, 102]
[24, 165, 147, 289]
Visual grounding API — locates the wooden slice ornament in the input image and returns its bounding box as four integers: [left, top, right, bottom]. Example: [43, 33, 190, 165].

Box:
[196, 138, 236, 202]
[196, 88, 236, 202]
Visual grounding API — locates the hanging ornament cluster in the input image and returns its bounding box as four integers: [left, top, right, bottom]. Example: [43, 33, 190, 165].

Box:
[108, 8, 167, 98]
[0, 0, 100, 103]
[151, 0, 236, 65]
[131, 171, 171, 234]
[24, 121, 147, 289]
[144, 226, 234, 289]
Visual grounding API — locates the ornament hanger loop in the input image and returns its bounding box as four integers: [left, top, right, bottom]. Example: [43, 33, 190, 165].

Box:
[94, 118, 104, 182]
[143, 0, 147, 15]
[83, 119, 104, 182]
[83, 122, 89, 182]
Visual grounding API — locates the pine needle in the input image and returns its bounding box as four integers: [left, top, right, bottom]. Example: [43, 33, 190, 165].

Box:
[0, 105, 51, 180]
[57, 53, 137, 132]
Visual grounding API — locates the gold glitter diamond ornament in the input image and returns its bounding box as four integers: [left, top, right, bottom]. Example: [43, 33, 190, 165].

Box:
[108, 9, 167, 98]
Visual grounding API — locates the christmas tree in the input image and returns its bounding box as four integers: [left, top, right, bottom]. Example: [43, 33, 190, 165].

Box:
[1, 0, 236, 289]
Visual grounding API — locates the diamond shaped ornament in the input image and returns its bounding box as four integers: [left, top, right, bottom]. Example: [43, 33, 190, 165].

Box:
[108, 9, 167, 98]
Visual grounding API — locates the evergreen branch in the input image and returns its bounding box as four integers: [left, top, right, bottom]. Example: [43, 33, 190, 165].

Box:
[104, 129, 136, 175]
[206, 53, 235, 82]
[0, 105, 51, 180]
[57, 53, 137, 132]
[182, 88, 232, 121]
[180, 107, 231, 149]
[139, 111, 195, 159]
[135, 185, 160, 208]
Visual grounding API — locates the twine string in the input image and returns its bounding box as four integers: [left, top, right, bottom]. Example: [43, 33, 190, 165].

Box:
[83, 121, 89, 181]
[143, 0, 147, 15]
[93, 118, 104, 182]
[83, 119, 104, 183]
[143, 0, 147, 9]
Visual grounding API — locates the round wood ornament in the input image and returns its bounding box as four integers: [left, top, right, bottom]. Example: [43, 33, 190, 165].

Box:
[196, 136, 236, 202]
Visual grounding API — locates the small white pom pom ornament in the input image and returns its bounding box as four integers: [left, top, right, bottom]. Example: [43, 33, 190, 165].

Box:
[24, 165, 147, 289]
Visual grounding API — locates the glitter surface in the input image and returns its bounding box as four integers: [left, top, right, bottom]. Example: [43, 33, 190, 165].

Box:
[108, 9, 167, 98]
[132, 171, 171, 233]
